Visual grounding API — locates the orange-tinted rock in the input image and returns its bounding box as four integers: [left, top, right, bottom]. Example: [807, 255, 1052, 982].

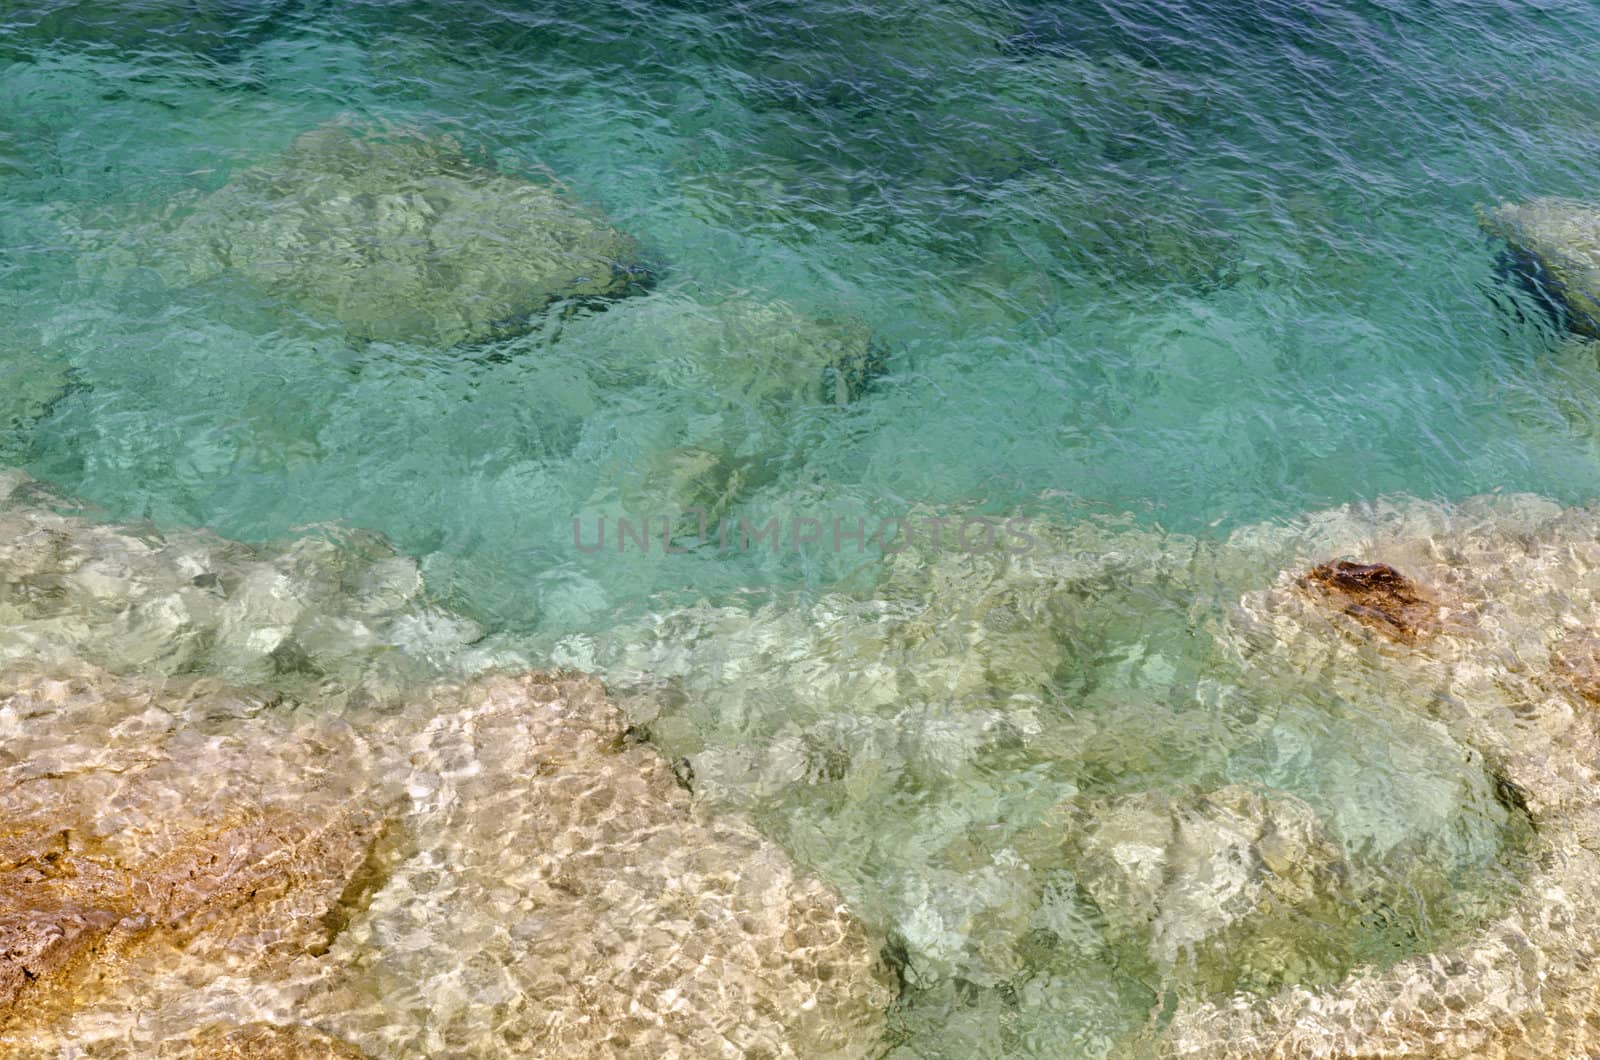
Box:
[1548, 633, 1600, 705]
[1299, 560, 1439, 642]
[0, 667, 394, 1043]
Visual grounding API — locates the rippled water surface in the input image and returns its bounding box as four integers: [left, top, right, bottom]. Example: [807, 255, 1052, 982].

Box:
[4, 0, 1600, 1054]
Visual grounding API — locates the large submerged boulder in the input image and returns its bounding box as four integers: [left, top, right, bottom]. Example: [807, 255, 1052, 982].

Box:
[0, 665, 894, 1058]
[171, 121, 643, 346]
[551, 500, 1544, 1056]
[1028, 785, 1353, 997]
[1481, 197, 1600, 337]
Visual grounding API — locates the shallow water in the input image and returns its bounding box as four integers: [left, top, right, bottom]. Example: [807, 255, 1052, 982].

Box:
[4, 0, 1599, 1055]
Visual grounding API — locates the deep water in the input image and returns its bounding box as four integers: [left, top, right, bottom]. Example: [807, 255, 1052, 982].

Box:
[4, 0, 1600, 1055]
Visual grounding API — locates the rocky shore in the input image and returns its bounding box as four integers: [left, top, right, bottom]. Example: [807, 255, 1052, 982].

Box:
[7, 464, 1600, 1055]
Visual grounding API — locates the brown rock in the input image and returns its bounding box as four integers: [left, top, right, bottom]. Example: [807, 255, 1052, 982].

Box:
[1548, 633, 1600, 705]
[1299, 560, 1439, 643]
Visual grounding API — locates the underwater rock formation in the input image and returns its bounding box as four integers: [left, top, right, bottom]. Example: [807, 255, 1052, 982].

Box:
[1298, 559, 1441, 643]
[565, 292, 882, 412]
[0, 467, 507, 700]
[1160, 492, 1600, 1057]
[618, 443, 774, 539]
[0, 343, 73, 441]
[0, 468, 891, 1054]
[171, 121, 642, 345]
[173, 1023, 374, 1059]
[0, 664, 893, 1058]
[552, 500, 1542, 1055]
[559, 293, 881, 529]
[0, 664, 395, 1053]
[1026, 785, 1352, 996]
[306, 671, 894, 1059]
[1481, 197, 1600, 338]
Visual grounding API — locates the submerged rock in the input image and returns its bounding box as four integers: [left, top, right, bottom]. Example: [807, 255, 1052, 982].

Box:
[567, 292, 883, 412]
[172, 121, 642, 345]
[553, 499, 1545, 1055]
[0, 467, 506, 699]
[1160, 494, 1600, 1057]
[619, 443, 774, 539]
[0, 343, 74, 440]
[172, 1023, 374, 1059]
[0, 661, 892, 1058]
[0, 665, 395, 1052]
[1031, 785, 1353, 996]
[1481, 197, 1600, 338]
[308, 671, 894, 1059]
[1298, 559, 1441, 643]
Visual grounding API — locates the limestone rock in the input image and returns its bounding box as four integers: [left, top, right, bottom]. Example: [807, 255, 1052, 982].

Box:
[309, 671, 894, 1059]
[172, 121, 642, 345]
[1481, 197, 1600, 337]
[0, 665, 394, 1051]
[0, 662, 892, 1059]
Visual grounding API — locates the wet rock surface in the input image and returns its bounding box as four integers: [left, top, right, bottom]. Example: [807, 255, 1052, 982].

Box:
[171, 121, 643, 345]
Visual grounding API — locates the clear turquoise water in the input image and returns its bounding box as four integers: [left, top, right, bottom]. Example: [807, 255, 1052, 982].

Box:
[3, 0, 1599, 1053]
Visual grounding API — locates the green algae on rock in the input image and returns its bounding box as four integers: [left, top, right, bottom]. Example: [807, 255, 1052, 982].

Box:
[171, 121, 643, 346]
[1481, 197, 1600, 338]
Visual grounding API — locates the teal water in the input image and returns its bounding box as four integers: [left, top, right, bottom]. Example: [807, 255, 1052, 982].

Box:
[4, 0, 1599, 1054]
